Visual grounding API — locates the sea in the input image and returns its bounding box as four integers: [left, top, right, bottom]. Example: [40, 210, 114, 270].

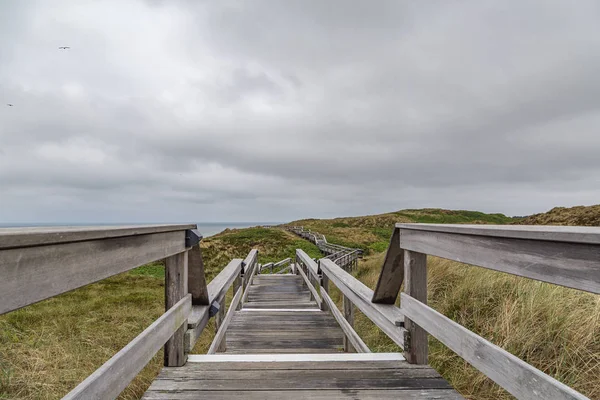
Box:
[0, 222, 280, 238]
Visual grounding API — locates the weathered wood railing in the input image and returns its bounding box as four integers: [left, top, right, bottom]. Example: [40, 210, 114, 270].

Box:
[290, 226, 362, 271]
[0, 225, 259, 400]
[370, 223, 599, 400]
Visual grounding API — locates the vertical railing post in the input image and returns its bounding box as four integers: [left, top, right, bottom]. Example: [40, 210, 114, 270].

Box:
[234, 268, 243, 311]
[164, 250, 188, 366]
[215, 298, 227, 352]
[320, 261, 329, 312]
[403, 249, 428, 364]
[343, 295, 355, 352]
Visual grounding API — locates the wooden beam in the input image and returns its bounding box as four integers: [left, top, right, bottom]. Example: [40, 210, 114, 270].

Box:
[63, 294, 191, 400]
[343, 294, 355, 352]
[185, 259, 242, 351]
[320, 272, 329, 311]
[396, 223, 600, 244]
[0, 224, 196, 249]
[208, 287, 243, 354]
[321, 290, 370, 353]
[0, 230, 187, 315]
[372, 228, 404, 304]
[319, 259, 405, 349]
[403, 250, 428, 364]
[188, 245, 208, 305]
[296, 263, 322, 308]
[400, 229, 600, 294]
[401, 293, 589, 400]
[296, 249, 319, 281]
[164, 251, 188, 367]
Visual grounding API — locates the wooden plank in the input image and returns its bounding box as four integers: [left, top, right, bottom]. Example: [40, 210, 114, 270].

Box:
[397, 223, 600, 244]
[321, 290, 370, 353]
[296, 249, 319, 281]
[188, 353, 405, 363]
[188, 258, 243, 328]
[275, 265, 292, 274]
[148, 376, 452, 391]
[403, 250, 428, 365]
[188, 245, 208, 305]
[319, 259, 405, 349]
[343, 294, 355, 352]
[400, 293, 589, 400]
[243, 249, 258, 277]
[0, 224, 195, 249]
[273, 257, 291, 267]
[400, 229, 600, 294]
[64, 294, 191, 400]
[208, 287, 243, 354]
[296, 263, 322, 309]
[143, 389, 463, 399]
[0, 230, 186, 315]
[164, 251, 188, 367]
[185, 259, 242, 351]
[320, 273, 329, 311]
[372, 227, 404, 304]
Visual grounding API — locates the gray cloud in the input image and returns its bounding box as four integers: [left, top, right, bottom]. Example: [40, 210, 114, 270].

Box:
[1, 0, 599, 224]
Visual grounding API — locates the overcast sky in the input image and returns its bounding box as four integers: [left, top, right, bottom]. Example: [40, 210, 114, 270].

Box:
[1, 1, 599, 224]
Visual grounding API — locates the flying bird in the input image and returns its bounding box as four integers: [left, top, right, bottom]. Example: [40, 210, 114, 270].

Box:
[7, 104, 13, 107]
[58, 46, 70, 50]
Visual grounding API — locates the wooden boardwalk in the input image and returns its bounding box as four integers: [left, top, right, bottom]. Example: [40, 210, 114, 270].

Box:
[143, 273, 462, 399]
[3, 225, 593, 399]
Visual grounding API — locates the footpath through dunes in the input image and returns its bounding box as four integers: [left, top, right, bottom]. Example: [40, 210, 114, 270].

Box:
[144, 258, 461, 399]
[1, 219, 597, 400]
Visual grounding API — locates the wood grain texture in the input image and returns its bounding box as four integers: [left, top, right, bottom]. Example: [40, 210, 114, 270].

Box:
[188, 258, 243, 328]
[143, 357, 462, 399]
[397, 223, 600, 244]
[0, 224, 195, 249]
[400, 229, 600, 294]
[142, 389, 462, 399]
[64, 294, 191, 400]
[164, 251, 188, 367]
[0, 230, 186, 315]
[208, 287, 243, 354]
[296, 249, 320, 281]
[297, 263, 322, 309]
[401, 293, 589, 400]
[319, 259, 405, 349]
[372, 227, 404, 304]
[403, 250, 428, 365]
[321, 290, 370, 353]
[187, 245, 208, 305]
[343, 294, 355, 353]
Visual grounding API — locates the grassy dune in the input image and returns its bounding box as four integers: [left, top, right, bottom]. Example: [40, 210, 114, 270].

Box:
[1, 207, 598, 399]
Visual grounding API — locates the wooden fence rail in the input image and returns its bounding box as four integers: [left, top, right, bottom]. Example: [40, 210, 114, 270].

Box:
[370, 223, 598, 399]
[0, 224, 261, 400]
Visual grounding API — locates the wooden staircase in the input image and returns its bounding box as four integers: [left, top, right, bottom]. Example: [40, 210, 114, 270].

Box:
[143, 271, 461, 399]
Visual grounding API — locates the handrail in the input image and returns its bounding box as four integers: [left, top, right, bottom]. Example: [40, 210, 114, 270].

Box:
[63, 294, 192, 400]
[295, 249, 319, 280]
[208, 287, 243, 354]
[0, 224, 195, 315]
[401, 293, 587, 400]
[296, 262, 322, 308]
[371, 223, 598, 399]
[186, 258, 245, 351]
[319, 259, 405, 349]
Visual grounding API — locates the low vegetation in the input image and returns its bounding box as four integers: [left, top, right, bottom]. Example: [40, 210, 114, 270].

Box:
[516, 204, 600, 226]
[290, 208, 517, 254]
[1, 206, 597, 399]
